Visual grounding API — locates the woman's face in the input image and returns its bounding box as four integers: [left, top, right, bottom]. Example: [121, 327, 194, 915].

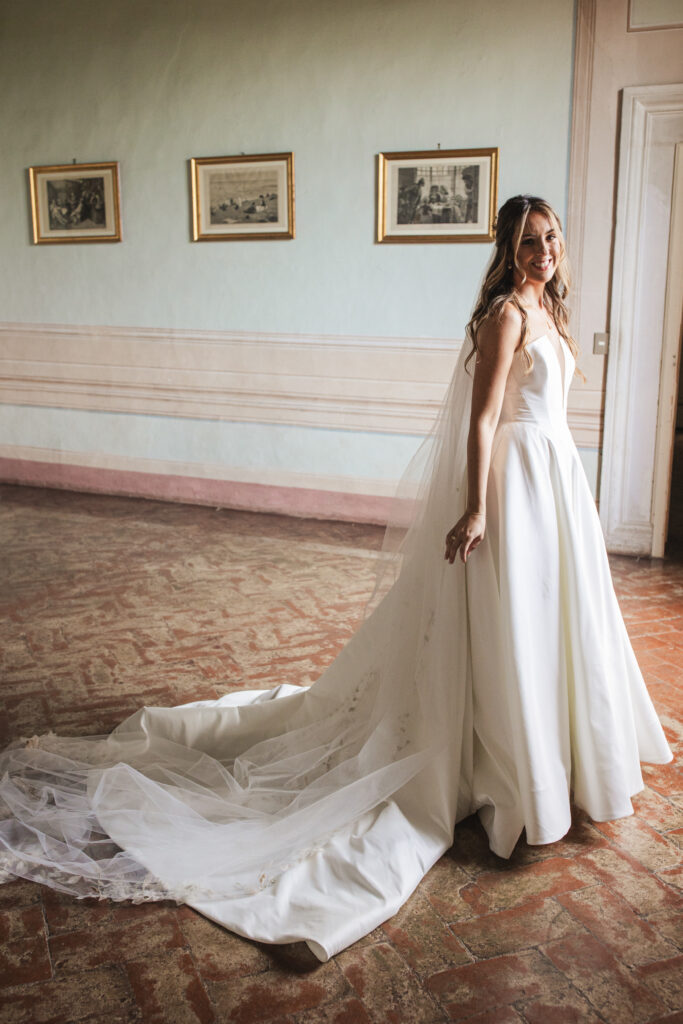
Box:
[513, 211, 561, 287]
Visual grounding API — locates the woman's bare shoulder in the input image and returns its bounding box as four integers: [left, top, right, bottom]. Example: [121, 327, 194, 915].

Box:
[477, 302, 522, 356]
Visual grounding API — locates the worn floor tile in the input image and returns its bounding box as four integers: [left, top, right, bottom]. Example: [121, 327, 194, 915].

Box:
[0, 905, 46, 946]
[381, 892, 472, 975]
[48, 911, 185, 972]
[288, 996, 373, 1023]
[451, 897, 585, 959]
[0, 879, 41, 911]
[556, 884, 678, 966]
[0, 965, 137, 1023]
[646, 908, 683, 949]
[1, 484, 682, 1024]
[454, 1010, 526, 1024]
[339, 941, 444, 1023]
[658, 864, 683, 893]
[421, 856, 481, 921]
[175, 905, 273, 981]
[542, 931, 666, 1023]
[467, 856, 594, 912]
[208, 960, 350, 1023]
[641, 759, 683, 799]
[0, 931, 52, 988]
[425, 948, 573, 1019]
[520, 990, 603, 1024]
[631, 787, 683, 833]
[592, 816, 682, 872]
[577, 845, 683, 916]
[125, 949, 215, 1023]
[637, 953, 683, 1012]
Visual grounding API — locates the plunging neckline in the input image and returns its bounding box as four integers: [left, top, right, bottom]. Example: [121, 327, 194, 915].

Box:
[526, 331, 568, 400]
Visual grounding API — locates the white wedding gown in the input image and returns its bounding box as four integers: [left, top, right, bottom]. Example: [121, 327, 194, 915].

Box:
[0, 333, 673, 961]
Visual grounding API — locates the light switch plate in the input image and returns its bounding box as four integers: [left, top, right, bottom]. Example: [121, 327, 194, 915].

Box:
[593, 332, 609, 355]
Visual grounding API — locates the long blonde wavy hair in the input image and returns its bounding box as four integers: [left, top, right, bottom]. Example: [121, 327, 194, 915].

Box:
[465, 194, 579, 374]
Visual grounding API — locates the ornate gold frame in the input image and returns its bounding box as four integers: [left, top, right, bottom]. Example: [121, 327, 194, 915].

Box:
[190, 153, 295, 241]
[376, 147, 498, 244]
[29, 161, 122, 244]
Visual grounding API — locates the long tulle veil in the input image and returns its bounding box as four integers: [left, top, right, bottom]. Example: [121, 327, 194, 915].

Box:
[366, 339, 474, 615]
[0, 341, 476, 910]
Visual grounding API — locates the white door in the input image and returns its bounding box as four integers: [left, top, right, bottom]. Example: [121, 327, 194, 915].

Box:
[599, 84, 683, 556]
[652, 143, 683, 556]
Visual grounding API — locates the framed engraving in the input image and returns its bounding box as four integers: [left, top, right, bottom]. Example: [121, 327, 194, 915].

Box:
[191, 153, 295, 241]
[377, 148, 498, 243]
[29, 162, 122, 244]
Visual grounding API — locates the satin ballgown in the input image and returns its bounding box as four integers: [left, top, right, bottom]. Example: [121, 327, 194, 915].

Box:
[0, 332, 673, 961]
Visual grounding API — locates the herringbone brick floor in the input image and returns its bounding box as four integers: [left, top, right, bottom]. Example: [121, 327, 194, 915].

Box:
[0, 484, 681, 1024]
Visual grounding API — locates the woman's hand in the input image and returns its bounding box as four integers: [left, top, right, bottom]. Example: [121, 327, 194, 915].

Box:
[444, 511, 486, 564]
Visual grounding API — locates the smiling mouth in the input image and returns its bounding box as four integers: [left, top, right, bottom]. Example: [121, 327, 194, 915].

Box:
[532, 258, 553, 270]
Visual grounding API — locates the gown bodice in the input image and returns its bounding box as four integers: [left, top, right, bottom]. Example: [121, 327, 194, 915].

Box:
[498, 332, 574, 436]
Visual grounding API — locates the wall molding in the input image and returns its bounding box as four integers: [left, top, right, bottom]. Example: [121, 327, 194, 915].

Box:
[627, 0, 683, 32]
[0, 321, 456, 436]
[1, 318, 603, 522]
[0, 320, 603, 446]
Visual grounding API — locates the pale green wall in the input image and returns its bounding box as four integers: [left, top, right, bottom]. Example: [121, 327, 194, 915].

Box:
[0, 404, 421, 480]
[0, 0, 581, 505]
[0, 403, 601, 495]
[0, 0, 574, 338]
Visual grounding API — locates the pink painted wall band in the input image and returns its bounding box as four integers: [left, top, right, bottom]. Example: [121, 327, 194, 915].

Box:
[0, 457, 393, 525]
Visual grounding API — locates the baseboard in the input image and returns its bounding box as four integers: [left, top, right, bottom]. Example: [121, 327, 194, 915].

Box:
[0, 456, 395, 524]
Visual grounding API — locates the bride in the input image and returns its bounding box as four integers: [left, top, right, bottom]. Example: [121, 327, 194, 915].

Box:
[0, 194, 672, 961]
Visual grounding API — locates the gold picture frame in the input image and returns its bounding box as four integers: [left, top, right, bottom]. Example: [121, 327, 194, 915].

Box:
[377, 148, 498, 243]
[29, 161, 122, 244]
[190, 153, 295, 241]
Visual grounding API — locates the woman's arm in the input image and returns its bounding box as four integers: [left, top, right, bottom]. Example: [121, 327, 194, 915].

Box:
[445, 304, 521, 564]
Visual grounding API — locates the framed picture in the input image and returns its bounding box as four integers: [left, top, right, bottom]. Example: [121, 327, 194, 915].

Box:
[190, 153, 295, 241]
[29, 162, 122, 244]
[377, 148, 498, 243]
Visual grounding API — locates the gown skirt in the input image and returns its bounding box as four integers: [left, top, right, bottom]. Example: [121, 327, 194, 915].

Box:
[0, 333, 673, 961]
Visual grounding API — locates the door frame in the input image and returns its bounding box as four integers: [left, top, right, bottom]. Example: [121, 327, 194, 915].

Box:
[599, 84, 683, 555]
[652, 143, 683, 556]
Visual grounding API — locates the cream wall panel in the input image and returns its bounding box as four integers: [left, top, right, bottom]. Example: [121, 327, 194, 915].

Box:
[1, 323, 455, 434]
[0, 322, 602, 447]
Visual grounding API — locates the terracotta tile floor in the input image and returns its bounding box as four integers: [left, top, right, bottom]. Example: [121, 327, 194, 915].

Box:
[0, 483, 681, 1024]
